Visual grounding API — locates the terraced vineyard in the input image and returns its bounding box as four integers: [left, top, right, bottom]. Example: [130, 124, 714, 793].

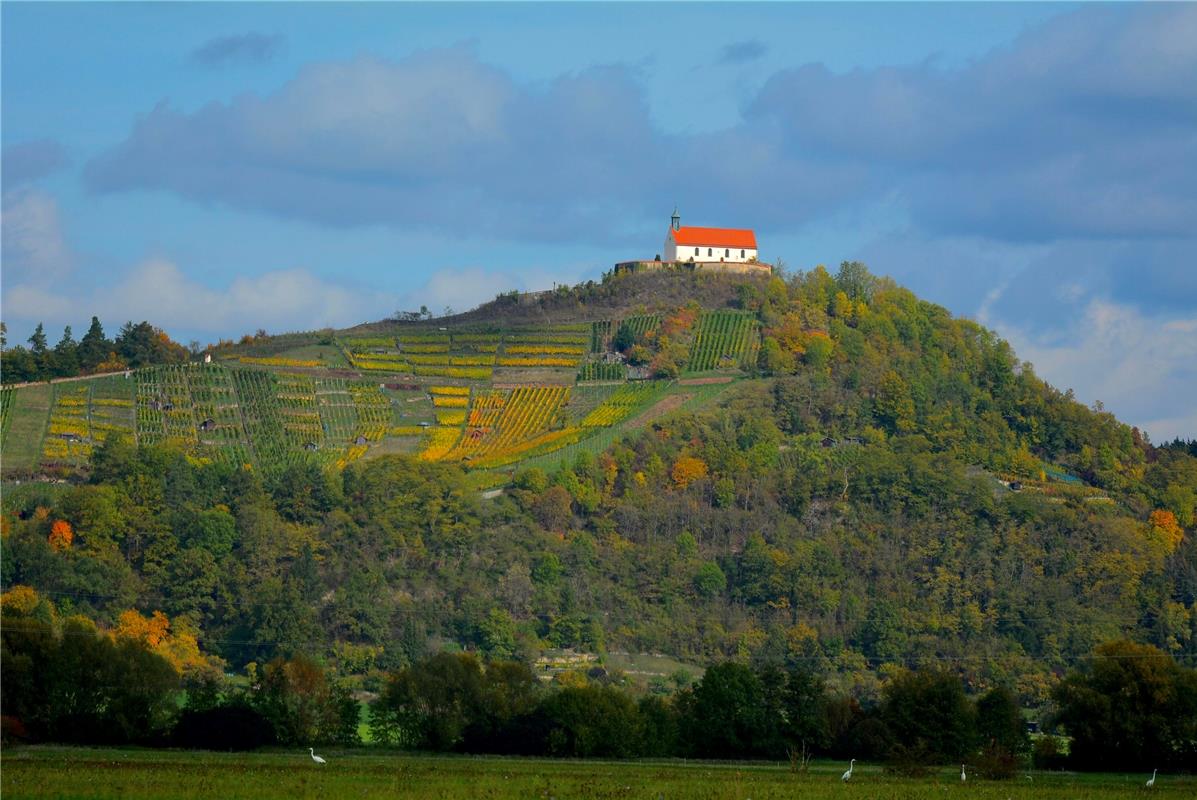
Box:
[687, 310, 760, 371]
[577, 361, 625, 382]
[580, 382, 667, 427]
[0, 388, 15, 442]
[3, 312, 762, 482]
[618, 313, 661, 340]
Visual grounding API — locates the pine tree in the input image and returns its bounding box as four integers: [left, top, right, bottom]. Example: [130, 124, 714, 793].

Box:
[27, 323, 50, 379]
[27, 323, 48, 354]
[53, 326, 80, 377]
[78, 316, 111, 372]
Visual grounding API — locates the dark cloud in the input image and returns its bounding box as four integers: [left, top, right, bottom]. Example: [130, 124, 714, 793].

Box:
[88, 6, 1195, 253]
[190, 32, 283, 67]
[718, 40, 767, 65]
[748, 5, 1197, 241]
[82, 48, 866, 244]
[2, 139, 69, 186]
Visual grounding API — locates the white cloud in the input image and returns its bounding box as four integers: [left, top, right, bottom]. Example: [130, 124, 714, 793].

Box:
[2, 259, 397, 341]
[1, 188, 73, 283]
[992, 300, 1197, 442]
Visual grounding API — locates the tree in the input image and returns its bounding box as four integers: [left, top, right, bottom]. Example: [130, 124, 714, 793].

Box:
[252, 653, 359, 746]
[27, 323, 50, 378]
[0, 590, 180, 744]
[77, 317, 112, 372]
[1053, 641, 1197, 770]
[671, 456, 708, 489]
[52, 326, 79, 377]
[759, 336, 796, 375]
[681, 662, 773, 758]
[48, 520, 74, 552]
[537, 684, 644, 758]
[612, 322, 637, 353]
[835, 260, 875, 303]
[693, 561, 726, 597]
[27, 323, 48, 354]
[875, 370, 916, 433]
[880, 669, 976, 763]
[115, 321, 188, 368]
[975, 685, 1029, 755]
[370, 652, 485, 749]
[532, 485, 573, 531]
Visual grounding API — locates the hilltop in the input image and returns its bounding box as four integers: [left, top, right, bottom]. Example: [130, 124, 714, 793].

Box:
[2, 270, 775, 483]
[1, 262, 1194, 712]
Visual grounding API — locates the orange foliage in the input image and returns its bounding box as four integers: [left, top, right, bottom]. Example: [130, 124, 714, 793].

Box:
[115, 609, 170, 647]
[672, 456, 709, 489]
[1150, 509, 1184, 551]
[660, 305, 700, 339]
[48, 520, 74, 552]
[112, 609, 215, 676]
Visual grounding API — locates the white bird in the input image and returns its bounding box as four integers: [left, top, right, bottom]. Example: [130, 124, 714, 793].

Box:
[1146, 769, 1157, 788]
[960, 764, 967, 782]
[309, 747, 326, 765]
[841, 758, 855, 782]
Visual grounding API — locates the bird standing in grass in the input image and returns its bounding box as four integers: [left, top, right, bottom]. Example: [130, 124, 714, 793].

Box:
[960, 764, 966, 782]
[841, 759, 855, 782]
[309, 747, 327, 764]
[1146, 769, 1157, 788]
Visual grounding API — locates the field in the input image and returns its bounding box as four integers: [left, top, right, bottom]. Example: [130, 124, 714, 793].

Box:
[2, 747, 1188, 799]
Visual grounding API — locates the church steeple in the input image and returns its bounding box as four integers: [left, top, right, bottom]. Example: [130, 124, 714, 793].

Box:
[671, 206, 680, 231]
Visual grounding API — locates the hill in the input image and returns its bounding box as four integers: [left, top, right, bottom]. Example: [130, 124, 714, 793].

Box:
[0, 270, 772, 484]
[1, 263, 1195, 711]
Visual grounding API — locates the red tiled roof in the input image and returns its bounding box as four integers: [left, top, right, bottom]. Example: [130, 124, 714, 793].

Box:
[669, 226, 757, 249]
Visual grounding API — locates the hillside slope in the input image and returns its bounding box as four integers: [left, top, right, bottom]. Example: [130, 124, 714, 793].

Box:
[2, 263, 1194, 706]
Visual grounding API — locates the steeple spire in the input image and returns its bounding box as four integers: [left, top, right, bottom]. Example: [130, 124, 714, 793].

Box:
[671, 206, 680, 232]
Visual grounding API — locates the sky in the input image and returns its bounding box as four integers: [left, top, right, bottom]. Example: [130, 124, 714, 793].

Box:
[2, 2, 1195, 441]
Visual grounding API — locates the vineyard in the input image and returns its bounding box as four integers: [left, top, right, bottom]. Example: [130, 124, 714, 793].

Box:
[618, 314, 661, 340]
[580, 382, 667, 427]
[687, 310, 760, 372]
[0, 388, 16, 442]
[577, 361, 625, 382]
[431, 385, 572, 464]
[4, 306, 762, 480]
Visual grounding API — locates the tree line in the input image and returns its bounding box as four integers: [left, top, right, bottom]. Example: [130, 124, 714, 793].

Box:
[3, 587, 1194, 772]
[0, 318, 190, 383]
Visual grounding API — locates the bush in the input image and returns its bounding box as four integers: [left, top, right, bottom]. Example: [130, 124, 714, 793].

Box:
[1031, 736, 1068, 770]
[172, 705, 276, 751]
[973, 742, 1019, 780]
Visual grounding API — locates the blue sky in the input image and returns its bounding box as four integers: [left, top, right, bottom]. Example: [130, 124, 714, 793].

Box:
[3, 2, 1195, 441]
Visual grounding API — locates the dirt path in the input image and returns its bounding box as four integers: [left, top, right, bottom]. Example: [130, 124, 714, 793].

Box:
[677, 376, 735, 386]
[627, 393, 690, 428]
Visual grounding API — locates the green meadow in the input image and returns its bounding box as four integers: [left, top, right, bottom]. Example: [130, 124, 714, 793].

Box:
[1, 747, 1188, 800]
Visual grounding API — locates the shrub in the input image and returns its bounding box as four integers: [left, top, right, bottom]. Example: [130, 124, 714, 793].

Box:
[172, 704, 276, 750]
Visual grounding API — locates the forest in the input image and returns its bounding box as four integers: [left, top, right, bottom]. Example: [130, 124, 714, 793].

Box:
[2, 264, 1196, 768]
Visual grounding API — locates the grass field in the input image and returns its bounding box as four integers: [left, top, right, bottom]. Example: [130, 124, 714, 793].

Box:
[1, 747, 1188, 799]
[1, 383, 52, 471]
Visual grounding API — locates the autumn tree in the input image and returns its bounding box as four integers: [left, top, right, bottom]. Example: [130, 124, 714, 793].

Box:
[48, 520, 73, 552]
[672, 456, 709, 489]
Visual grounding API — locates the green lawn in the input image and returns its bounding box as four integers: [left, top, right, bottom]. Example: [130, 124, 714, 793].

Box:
[1, 383, 52, 472]
[2, 746, 1188, 800]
